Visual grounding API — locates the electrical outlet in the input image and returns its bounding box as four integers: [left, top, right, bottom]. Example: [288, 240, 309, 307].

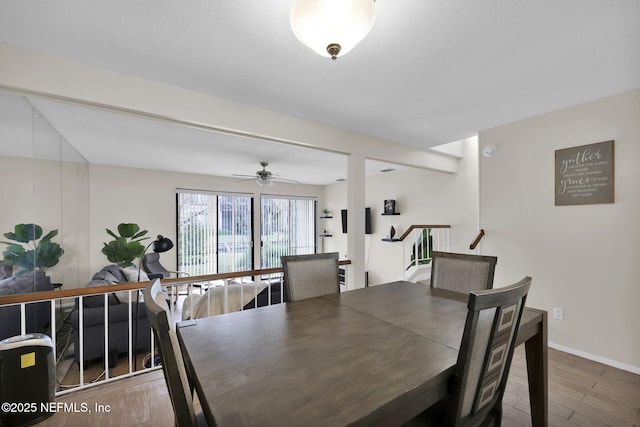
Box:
[553, 307, 564, 320]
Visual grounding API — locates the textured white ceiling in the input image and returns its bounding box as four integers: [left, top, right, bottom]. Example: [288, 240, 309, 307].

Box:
[0, 0, 638, 184]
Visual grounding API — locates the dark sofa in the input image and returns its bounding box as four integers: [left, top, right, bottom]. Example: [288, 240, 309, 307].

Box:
[69, 265, 151, 365]
[0, 269, 53, 341]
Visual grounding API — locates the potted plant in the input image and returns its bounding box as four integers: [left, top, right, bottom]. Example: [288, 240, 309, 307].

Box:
[1, 223, 64, 273]
[101, 223, 149, 268]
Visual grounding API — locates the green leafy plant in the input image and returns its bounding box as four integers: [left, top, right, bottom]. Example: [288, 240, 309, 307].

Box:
[101, 223, 149, 268]
[1, 223, 64, 272]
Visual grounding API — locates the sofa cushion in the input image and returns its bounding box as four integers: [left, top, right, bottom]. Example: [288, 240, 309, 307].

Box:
[0, 262, 12, 280]
[0, 271, 47, 296]
[83, 280, 120, 308]
[83, 265, 140, 307]
[0, 271, 52, 341]
[114, 268, 147, 303]
[69, 301, 148, 329]
[92, 270, 122, 284]
[122, 267, 148, 282]
[0, 277, 14, 296]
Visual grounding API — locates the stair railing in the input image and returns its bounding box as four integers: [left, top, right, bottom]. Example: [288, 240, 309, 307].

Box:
[390, 225, 450, 280]
[469, 229, 485, 250]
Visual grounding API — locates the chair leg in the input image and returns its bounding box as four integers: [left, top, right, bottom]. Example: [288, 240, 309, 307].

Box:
[482, 403, 502, 427]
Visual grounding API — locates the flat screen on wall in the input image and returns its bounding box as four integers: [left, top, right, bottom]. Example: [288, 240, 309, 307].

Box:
[341, 208, 372, 234]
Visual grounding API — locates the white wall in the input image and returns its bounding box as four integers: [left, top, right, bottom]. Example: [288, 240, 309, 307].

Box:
[88, 164, 324, 278]
[479, 89, 640, 372]
[322, 137, 480, 285]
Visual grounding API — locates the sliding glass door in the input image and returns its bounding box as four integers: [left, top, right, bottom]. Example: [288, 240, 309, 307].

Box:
[260, 195, 316, 269]
[177, 190, 253, 275]
[178, 191, 316, 274]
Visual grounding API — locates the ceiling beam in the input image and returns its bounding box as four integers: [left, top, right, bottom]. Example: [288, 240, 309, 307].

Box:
[0, 43, 458, 174]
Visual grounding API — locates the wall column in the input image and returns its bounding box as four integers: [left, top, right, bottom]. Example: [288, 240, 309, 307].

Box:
[347, 152, 366, 289]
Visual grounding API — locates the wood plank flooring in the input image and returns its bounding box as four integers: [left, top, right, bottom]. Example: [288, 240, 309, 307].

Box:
[37, 345, 639, 426]
[503, 347, 640, 426]
[39, 369, 174, 427]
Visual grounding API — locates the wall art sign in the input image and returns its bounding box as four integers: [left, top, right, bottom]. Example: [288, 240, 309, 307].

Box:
[555, 140, 614, 206]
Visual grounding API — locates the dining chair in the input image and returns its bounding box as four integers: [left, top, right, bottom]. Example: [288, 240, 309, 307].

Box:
[430, 251, 498, 293]
[143, 279, 208, 427]
[281, 252, 340, 301]
[408, 276, 532, 427]
[143, 252, 191, 304]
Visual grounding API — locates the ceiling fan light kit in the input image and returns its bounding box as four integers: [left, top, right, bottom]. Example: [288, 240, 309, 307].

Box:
[256, 178, 274, 187]
[233, 161, 298, 187]
[290, 0, 376, 60]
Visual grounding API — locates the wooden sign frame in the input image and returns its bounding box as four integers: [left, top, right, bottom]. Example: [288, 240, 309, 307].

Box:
[555, 140, 614, 206]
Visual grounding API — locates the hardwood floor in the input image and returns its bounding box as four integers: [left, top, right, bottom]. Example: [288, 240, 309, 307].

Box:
[504, 347, 640, 426]
[38, 345, 639, 426]
[39, 368, 175, 427]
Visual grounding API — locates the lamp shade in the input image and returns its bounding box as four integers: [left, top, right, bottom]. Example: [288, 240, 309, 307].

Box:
[290, 0, 376, 60]
[152, 235, 174, 253]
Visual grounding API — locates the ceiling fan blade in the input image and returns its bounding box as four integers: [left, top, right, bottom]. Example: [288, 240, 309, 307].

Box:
[233, 162, 297, 185]
[272, 177, 299, 184]
[233, 177, 258, 183]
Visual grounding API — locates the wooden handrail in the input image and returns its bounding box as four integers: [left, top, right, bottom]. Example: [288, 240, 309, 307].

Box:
[396, 224, 451, 242]
[469, 229, 485, 250]
[0, 259, 353, 305]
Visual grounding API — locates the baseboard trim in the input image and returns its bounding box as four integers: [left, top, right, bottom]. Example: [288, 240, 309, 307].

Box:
[548, 341, 640, 375]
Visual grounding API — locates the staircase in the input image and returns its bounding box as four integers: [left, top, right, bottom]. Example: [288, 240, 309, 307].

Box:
[389, 225, 451, 282]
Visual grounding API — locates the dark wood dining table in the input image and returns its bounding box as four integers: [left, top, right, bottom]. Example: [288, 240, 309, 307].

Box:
[177, 281, 548, 426]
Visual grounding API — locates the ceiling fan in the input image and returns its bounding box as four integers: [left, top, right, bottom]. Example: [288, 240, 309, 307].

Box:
[233, 161, 299, 187]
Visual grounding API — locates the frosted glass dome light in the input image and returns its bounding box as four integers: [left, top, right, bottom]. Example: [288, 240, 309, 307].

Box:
[290, 0, 376, 60]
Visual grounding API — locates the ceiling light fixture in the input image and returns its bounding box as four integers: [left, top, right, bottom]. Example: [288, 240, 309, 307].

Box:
[256, 178, 274, 187]
[233, 162, 297, 187]
[290, 0, 376, 60]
